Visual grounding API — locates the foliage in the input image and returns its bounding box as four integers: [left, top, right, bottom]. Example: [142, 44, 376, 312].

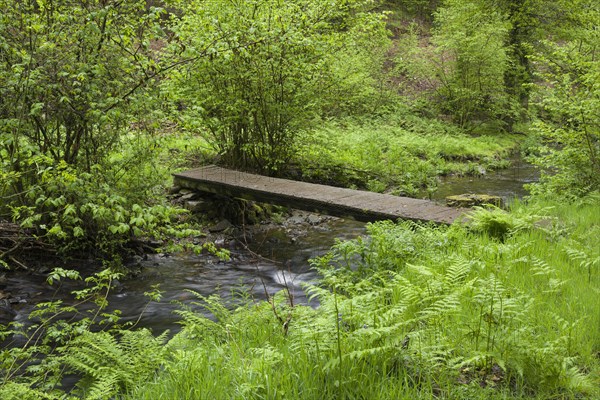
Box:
[0, 268, 166, 400]
[1, 154, 209, 264]
[63, 329, 168, 399]
[495, 0, 541, 119]
[0, 1, 211, 264]
[127, 197, 595, 399]
[383, 0, 442, 22]
[467, 203, 550, 240]
[432, 0, 512, 128]
[1, 198, 598, 399]
[308, 198, 599, 398]
[1, 1, 600, 398]
[0, 0, 166, 178]
[294, 113, 519, 195]
[167, 0, 390, 172]
[527, 1, 600, 197]
[391, 0, 568, 131]
[0, 130, 229, 267]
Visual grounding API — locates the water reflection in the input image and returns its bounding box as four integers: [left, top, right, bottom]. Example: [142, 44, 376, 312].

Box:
[427, 156, 539, 204]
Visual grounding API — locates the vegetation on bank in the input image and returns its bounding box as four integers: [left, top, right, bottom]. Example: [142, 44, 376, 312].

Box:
[0, 0, 599, 398]
[130, 197, 599, 400]
[1, 195, 598, 399]
[294, 114, 520, 195]
[1, 0, 598, 264]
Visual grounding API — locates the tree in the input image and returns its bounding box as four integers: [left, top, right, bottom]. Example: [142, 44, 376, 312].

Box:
[0, 0, 166, 198]
[167, 0, 389, 173]
[528, 1, 600, 197]
[0, 1, 192, 265]
[383, 0, 441, 21]
[432, 0, 511, 129]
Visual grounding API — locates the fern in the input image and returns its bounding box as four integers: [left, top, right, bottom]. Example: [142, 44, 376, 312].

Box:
[62, 329, 167, 398]
[443, 258, 472, 287]
[565, 245, 599, 283]
[0, 382, 66, 400]
[469, 204, 551, 240]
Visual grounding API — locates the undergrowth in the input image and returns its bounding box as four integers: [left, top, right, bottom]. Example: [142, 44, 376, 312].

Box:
[128, 194, 597, 399]
[1, 195, 597, 399]
[293, 113, 520, 196]
[1, 130, 222, 269]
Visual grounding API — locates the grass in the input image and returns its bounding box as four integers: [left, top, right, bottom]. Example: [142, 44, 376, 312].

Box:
[126, 194, 599, 400]
[294, 113, 521, 196]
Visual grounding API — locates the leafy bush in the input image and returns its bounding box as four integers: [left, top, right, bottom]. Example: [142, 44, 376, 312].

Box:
[0, 0, 165, 173]
[527, 9, 600, 197]
[167, 0, 390, 172]
[4, 156, 208, 264]
[432, 0, 512, 128]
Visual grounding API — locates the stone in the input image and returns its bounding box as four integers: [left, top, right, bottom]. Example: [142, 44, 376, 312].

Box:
[209, 219, 233, 233]
[288, 215, 306, 225]
[306, 214, 322, 225]
[180, 192, 199, 201]
[184, 200, 213, 213]
[446, 194, 503, 208]
[168, 185, 182, 195]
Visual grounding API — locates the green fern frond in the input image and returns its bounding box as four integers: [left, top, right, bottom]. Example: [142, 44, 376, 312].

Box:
[531, 256, 554, 277]
[565, 245, 599, 282]
[61, 329, 166, 398]
[184, 291, 233, 323]
[0, 382, 63, 400]
[83, 373, 119, 400]
[562, 366, 598, 396]
[418, 291, 462, 321]
[407, 263, 435, 277]
[444, 259, 472, 287]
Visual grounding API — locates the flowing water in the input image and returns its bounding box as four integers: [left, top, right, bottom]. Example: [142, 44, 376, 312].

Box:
[1, 157, 539, 335]
[2, 217, 365, 335]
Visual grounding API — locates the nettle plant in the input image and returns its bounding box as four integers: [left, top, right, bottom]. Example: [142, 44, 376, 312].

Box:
[8, 158, 220, 263]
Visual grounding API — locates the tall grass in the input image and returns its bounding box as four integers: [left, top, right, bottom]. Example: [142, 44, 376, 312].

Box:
[128, 194, 599, 400]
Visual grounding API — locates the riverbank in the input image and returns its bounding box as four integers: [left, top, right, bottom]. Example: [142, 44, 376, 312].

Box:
[2, 194, 598, 399]
[290, 115, 522, 196]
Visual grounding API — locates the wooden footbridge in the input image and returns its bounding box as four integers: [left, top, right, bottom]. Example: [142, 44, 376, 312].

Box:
[173, 165, 467, 224]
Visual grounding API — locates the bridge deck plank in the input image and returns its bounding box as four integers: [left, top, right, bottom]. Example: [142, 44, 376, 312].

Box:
[173, 166, 467, 224]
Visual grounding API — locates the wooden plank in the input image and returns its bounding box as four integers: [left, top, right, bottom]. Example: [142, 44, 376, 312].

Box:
[173, 166, 467, 224]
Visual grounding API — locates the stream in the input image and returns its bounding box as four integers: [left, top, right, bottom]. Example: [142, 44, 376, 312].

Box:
[1, 156, 539, 337]
[426, 155, 539, 203]
[1, 216, 366, 336]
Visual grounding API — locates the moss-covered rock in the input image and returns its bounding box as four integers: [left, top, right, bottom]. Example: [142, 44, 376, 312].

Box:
[446, 194, 503, 208]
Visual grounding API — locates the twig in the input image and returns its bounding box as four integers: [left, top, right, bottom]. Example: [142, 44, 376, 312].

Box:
[8, 256, 29, 271]
[0, 240, 22, 259]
